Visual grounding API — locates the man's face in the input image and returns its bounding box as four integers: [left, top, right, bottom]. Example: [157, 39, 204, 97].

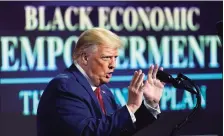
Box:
[85, 45, 118, 86]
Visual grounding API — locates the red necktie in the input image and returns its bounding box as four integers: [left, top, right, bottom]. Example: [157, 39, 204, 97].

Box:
[95, 87, 106, 114]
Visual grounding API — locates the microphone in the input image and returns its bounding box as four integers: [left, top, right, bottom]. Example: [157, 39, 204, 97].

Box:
[156, 70, 197, 94]
[156, 70, 175, 84]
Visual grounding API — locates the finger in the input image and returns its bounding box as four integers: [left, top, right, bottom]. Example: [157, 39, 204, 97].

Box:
[130, 71, 138, 86]
[135, 73, 145, 91]
[161, 82, 166, 86]
[141, 80, 149, 92]
[144, 79, 149, 85]
[130, 70, 142, 86]
[155, 79, 166, 87]
[160, 67, 163, 71]
[147, 65, 154, 79]
[133, 70, 142, 86]
[152, 64, 159, 79]
[155, 80, 162, 87]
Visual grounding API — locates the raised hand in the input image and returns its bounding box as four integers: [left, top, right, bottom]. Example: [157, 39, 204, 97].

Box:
[141, 64, 165, 108]
[126, 70, 145, 113]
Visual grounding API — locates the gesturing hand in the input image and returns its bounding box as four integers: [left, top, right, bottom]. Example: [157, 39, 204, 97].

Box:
[141, 65, 165, 108]
[126, 70, 145, 113]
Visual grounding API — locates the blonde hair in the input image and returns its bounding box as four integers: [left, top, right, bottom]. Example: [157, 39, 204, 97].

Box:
[73, 28, 123, 60]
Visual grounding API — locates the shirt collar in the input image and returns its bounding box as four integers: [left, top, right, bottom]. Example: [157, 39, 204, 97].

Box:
[74, 60, 97, 91]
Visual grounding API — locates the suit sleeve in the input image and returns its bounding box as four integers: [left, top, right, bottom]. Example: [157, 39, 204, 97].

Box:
[134, 101, 158, 131]
[102, 85, 158, 134]
[101, 86, 158, 133]
[54, 79, 136, 136]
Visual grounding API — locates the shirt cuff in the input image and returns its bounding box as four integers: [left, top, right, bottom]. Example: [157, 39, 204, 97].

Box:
[126, 105, 136, 123]
[143, 100, 161, 119]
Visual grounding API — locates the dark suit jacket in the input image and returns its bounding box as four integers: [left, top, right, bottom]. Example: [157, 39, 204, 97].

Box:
[37, 64, 157, 136]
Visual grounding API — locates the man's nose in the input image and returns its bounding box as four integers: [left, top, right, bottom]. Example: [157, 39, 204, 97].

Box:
[109, 57, 116, 69]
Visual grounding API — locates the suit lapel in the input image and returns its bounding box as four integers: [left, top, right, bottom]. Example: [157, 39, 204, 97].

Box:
[68, 64, 104, 115]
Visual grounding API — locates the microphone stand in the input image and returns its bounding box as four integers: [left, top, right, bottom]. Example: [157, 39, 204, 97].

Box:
[169, 73, 202, 136]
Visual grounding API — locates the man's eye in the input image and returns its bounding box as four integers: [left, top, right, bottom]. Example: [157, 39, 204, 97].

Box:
[102, 56, 111, 61]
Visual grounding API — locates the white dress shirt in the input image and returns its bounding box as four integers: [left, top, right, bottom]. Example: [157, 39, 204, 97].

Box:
[74, 61, 161, 123]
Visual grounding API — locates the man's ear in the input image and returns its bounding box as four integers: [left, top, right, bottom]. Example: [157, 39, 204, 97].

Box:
[81, 52, 88, 65]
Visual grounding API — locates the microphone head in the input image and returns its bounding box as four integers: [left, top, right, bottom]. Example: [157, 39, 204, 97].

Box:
[156, 70, 174, 83]
[156, 70, 198, 94]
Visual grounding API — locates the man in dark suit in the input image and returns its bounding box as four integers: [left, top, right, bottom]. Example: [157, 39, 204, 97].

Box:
[37, 28, 165, 136]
